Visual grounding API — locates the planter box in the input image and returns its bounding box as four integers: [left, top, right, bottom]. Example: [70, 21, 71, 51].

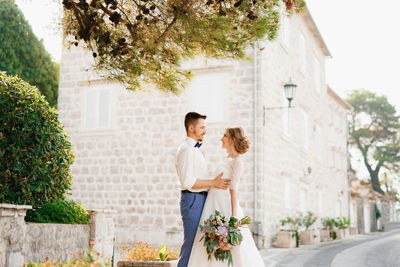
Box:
[350, 227, 357, 235]
[300, 229, 320, 245]
[276, 231, 296, 248]
[334, 229, 344, 240]
[343, 228, 350, 238]
[319, 229, 332, 242]
[118, 260, 178, 267]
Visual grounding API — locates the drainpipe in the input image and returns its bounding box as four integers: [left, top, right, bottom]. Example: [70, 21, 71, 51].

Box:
[253, 41, 263, 248]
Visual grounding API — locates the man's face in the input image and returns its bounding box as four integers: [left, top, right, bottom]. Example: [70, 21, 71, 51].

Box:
[192, 119, 206, 142]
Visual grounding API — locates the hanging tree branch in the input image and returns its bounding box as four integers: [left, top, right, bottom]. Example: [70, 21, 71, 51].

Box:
[62, 0, 305, 92]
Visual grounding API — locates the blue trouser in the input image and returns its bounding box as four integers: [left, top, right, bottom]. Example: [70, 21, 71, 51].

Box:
[177, 191, 207, 267]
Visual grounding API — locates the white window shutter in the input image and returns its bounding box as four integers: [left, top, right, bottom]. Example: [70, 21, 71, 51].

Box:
[98, 88, 110, 128]
[85, 90, 97, 129]
[189, 72, 226, 123]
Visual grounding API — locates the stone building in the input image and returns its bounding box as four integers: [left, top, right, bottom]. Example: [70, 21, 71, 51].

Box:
[58, 7, 351, 247]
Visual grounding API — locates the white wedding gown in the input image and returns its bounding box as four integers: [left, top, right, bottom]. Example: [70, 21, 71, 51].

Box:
[188, 156, 265, 267]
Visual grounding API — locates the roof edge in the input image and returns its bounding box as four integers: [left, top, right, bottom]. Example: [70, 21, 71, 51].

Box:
[327, 86, 352, 110]
[302, 6, 332, 57]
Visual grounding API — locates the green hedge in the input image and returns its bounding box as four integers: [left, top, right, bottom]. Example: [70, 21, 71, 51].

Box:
[0, 72, 74, 206]
[25, 200, 90, 224]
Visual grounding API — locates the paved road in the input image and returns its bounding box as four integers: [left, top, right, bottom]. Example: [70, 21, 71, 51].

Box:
[262, 225, 400, 267]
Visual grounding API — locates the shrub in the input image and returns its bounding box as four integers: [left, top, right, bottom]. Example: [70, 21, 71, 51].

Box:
[0, 72, 74, 206]
[336, 216, 351, 230]
[25, 200, 90, 224]
[301, 211, 318, 230]
[280, 214, 302, 247]
[321, 217, 336, 231]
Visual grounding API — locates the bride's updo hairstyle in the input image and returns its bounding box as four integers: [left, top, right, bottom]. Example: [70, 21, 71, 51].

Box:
[227, 127, 250, 154]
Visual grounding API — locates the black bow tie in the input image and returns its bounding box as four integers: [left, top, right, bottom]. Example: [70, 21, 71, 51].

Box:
[194, 142, 202, 148]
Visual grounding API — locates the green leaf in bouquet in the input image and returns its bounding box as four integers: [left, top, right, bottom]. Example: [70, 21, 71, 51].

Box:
[229, 216, 239, 227]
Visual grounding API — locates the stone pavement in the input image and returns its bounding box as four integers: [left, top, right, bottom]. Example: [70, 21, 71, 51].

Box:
[259, 223, 400, 267]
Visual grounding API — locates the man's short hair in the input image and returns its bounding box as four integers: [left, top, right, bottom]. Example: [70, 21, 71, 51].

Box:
[184, 112, 207, 132]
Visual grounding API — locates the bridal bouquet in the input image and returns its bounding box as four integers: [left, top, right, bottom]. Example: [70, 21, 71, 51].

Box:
[198, 210, 251, 266]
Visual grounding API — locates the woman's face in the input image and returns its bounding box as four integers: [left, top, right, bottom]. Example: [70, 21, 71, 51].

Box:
[221, 130, 233, 149]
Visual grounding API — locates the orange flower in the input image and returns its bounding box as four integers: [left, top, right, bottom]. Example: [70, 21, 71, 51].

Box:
[22, 262, 28, 266]
[53, 259, 58, 264]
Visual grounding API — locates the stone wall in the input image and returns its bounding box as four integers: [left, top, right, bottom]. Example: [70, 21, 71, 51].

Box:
[25, 223, 89, 263]
[0, 204, 115, 267]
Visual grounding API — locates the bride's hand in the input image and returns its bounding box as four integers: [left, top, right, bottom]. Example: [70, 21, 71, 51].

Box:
[212, 172, 231, 189]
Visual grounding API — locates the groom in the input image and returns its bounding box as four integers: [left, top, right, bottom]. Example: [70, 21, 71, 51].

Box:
[175, 112, 231, 267]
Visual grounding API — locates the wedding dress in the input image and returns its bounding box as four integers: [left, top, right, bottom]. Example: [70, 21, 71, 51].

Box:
[187, 156, 265, 267]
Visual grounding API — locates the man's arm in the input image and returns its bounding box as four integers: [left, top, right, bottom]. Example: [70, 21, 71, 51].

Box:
[191, 172, 230, 190]
[177, 148, 230, 190]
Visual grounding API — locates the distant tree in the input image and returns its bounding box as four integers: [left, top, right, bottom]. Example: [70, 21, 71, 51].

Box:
[347, 90, 400, 194]
[0, 0, 59, 107]
[62, 0, 305, 93]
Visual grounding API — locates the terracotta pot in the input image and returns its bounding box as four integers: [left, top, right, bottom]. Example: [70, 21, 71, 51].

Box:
[118, 260, 178, 267]
[276, 231, 297, 248]
[300, 229, 320, 245]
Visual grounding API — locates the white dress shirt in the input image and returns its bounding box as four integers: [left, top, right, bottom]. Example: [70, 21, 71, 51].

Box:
[175, 137, 209, 192]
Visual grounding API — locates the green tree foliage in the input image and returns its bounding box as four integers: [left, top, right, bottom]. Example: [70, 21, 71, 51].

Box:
[0, 72, 74, 206]
[346, 90, 400, 194]
[62, 0, 305, 92]
[0, 0, 59, 107]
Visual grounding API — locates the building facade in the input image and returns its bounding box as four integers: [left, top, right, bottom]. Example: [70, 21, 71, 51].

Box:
[58, 8, 350, 247]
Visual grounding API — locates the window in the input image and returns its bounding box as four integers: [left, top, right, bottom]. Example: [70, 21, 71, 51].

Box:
[335, 200, 342, 217]
[84, 87, 112, 129]
[330, 148, 336, 168]
[301, 109, 309, 150]
[282, 91, 290, 136]
[189, 71, 227, 123]
[318, 190, 322, 213]
[314, 56, 321, 93]
[315, 125, 323, 159]
[281, 13, 290, 48]
[300, 188, 307, 213]
[284, 178, 291, 210]
[299, 33, 306, 73]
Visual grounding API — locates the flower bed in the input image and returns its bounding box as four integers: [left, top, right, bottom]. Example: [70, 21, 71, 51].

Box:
[117, 260, 177, 267]
[117, 243, 179, 267]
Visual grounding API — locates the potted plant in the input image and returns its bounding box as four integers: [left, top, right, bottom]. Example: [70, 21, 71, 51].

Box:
[320, 217, 335, 242]
[277, 214, 302, 248]
[118, 243, 179, 267]
[336, 216, 351, 239]
[299, 211, 320, 245]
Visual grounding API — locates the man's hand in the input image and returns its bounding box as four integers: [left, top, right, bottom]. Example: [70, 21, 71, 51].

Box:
[213, 172, 231, 190]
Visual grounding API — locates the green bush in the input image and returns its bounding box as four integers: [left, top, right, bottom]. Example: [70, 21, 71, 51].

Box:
[0, 72, 74, 206]
[25, 200, 90, 224]
[336, 216, 351, 229]
[302, 211, 318, 230]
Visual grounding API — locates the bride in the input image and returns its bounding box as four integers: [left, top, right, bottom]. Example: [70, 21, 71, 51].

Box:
[188, 127, 265, 267]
